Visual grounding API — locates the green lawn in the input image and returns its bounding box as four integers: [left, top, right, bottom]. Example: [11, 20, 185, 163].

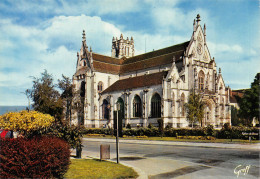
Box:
[64, 159, 138, 179]
[84, 135, 260, 144]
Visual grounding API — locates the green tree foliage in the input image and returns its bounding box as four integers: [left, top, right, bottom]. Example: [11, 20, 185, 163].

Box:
[185, 90, 205, 128]
[28, 70, 63, 120]
[26, 71, 84, 157]
[58, 75, 73, 124]
[231, 106, 239, 126]
[235, 73, 260, 126]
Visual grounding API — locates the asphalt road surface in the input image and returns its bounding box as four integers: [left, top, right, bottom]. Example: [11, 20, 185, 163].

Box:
[82, 140, 259, 179]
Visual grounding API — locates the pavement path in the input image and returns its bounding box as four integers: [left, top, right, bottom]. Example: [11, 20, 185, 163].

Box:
[73, 138, 260, 179]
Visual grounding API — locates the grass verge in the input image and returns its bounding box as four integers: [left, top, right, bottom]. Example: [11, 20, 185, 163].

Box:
[64, 159, 138, 179]
[84, 135, 260, 144]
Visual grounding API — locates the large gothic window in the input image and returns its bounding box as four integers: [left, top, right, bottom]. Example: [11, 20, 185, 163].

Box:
[133, 95, 142, 118]
[80, 81, 86, 97]
[97, 81, 104, 93]
[172, 92, 175, 114]
[151, 93, 161, 118]
[198, 70, 205, 91]
[102, 99, 109, 120]
[180, 93, 185, 116]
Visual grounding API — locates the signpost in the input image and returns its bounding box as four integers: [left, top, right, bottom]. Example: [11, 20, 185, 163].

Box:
[114, 102, 120, 164]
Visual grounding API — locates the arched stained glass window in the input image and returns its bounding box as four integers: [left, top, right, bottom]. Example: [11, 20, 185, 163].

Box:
[151, 93, 161, 118]
[133, 95, 142, 117]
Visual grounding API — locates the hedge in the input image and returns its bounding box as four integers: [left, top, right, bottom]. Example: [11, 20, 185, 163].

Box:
[83, 125, 259, 140]
[216, 126, 259, 140]
[0, 136, 71, 178]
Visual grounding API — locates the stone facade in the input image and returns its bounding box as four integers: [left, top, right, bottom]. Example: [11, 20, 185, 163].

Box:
[72, 15, 231, 129]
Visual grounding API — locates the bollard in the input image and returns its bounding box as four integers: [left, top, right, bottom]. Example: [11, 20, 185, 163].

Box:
[100, 144, 110, 160]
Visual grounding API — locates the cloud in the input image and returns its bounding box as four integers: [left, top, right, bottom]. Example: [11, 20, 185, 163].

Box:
[0, 1, 258, 106]
[0, 14, 124, 105]
[43, 15, 121, 53]
[219, 56, 260, 89]
[207, 42, 244, 62]
[0, 0, 141, 17]
[150, 5, 211, 35]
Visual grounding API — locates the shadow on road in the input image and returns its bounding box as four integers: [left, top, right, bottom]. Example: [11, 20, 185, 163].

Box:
[149, 165, 211, 178]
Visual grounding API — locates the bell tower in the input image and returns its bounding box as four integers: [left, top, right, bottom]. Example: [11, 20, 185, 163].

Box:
[111, 34, 134, 58]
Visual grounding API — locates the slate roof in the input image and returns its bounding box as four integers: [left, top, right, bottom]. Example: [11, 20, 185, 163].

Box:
[102, 71, 168, 94]
[91, 41, 189, 74]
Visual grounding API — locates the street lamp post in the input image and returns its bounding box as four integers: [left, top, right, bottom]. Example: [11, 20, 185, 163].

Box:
[115, 102, 120, 164]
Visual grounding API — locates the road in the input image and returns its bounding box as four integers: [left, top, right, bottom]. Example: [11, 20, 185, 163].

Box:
[81, 139, 259, 179]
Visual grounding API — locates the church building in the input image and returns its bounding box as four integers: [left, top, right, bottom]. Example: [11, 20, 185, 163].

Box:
[72, 14, 231, 128]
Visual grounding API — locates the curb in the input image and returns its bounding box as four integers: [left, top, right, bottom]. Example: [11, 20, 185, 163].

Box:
[71, 150, 147, 179]
[83, 138, 260, 150]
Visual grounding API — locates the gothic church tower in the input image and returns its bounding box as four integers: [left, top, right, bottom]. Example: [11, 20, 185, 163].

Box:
[111, 34, 134, 58]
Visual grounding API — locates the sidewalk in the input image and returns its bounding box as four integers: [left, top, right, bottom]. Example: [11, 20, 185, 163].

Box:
[73, 139, 259, 179]
[83, 137, 260, 150]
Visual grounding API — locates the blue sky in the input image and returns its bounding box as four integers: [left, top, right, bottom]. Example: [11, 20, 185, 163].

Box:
[0, 0, 259, 106]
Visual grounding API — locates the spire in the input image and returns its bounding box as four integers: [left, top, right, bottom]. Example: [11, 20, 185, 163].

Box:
[196, 14, 201, 25]
[131, 36, 133, 41]
[120, 33, 123, 39]
[82, 30, 86, 42]
[193, 19, 196, 32]
[204, 24, 206, 44]
[219, 67, 221, 74]
[112, 36, 115, 42]
[90, 46, 92, 52]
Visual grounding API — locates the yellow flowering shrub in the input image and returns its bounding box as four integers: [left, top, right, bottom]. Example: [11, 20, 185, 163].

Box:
[0, 110, 55, 132]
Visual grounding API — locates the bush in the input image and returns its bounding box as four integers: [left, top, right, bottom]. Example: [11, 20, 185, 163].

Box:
[148, 123, 154, 129]
[204, 125, 214, 136]
[165, 125, 172, 130]
[83, 128, 111, 135]
[176, 136, 216, 140]
[24, 122, 85, 149]
[0, 110, 54, 134]
[83, 126, 259, 140]
[126, 123, 131, 129]
[216, 126, 259, 140]
[0, 136, 70, 178]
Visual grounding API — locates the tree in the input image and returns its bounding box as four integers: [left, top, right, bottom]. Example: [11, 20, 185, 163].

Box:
[235, 73, 260, 126]
[231, 106, 239, 126]
[58, 75, 73, 125]
[27, 70, 63, 121]
[185, 90, 205, 128]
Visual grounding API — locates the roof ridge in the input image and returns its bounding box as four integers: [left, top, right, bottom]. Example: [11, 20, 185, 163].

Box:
[128, 41, 190, 59]
[102, 71, 168, 94]
[122, 50, 183, 65]
[92, 52, 118, 60]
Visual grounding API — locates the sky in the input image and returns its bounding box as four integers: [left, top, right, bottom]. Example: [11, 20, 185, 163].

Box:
[0, 0, 259, 106]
